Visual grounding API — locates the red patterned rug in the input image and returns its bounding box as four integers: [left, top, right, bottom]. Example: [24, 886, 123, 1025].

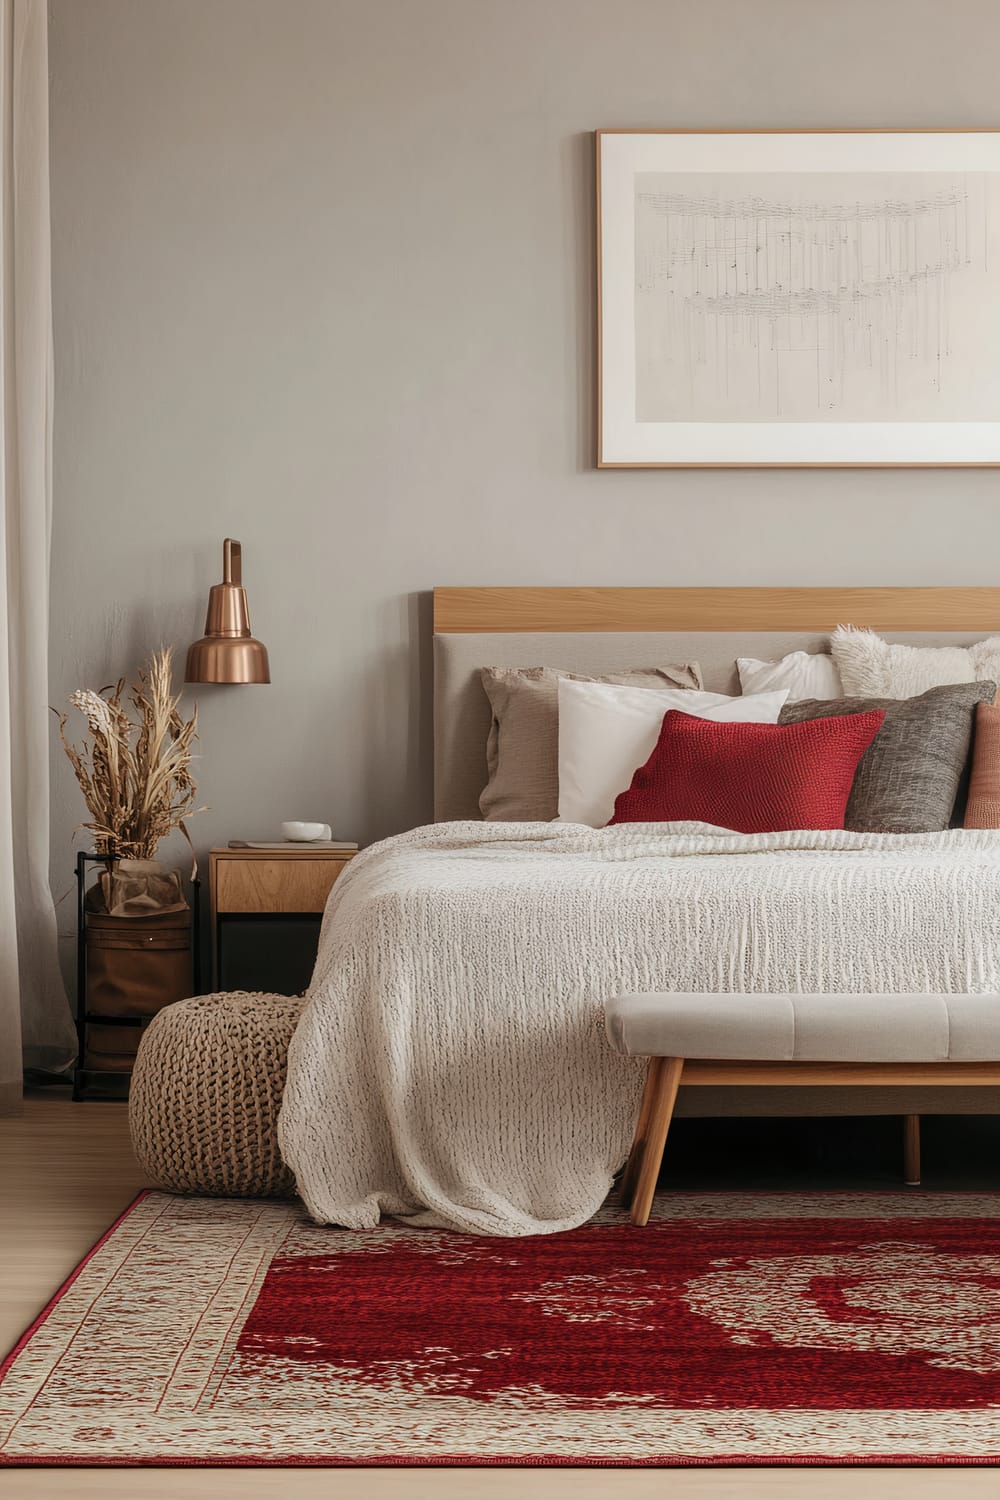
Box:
[3, 1190, 1000, 1466]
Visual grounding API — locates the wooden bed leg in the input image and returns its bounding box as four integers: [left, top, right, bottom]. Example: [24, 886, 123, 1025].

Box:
[620, 1058, 663, 1205]
[630, 1057, 685, 1228]
[903, 1114, 921, 1187]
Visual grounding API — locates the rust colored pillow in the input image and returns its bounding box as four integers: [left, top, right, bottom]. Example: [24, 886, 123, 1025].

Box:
[608, 709, 885, 834]
[964, 701, 1000, 828]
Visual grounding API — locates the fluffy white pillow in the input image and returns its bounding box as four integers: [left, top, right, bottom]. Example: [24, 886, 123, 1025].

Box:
[556, 679, 789, 827]
[738, 651, 842, 702]
[831, 626, 1000, 699]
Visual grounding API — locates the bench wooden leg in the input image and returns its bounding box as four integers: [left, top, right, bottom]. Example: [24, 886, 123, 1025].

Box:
[620, 1057, 663, 1205]
[903, 1113, 921, 1186]
[630, 1056, 685, 1227]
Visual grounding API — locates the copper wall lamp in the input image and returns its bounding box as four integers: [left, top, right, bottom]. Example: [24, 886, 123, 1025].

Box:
[184, 538, 270, 684]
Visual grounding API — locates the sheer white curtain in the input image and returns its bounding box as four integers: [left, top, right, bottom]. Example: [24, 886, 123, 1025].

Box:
[0, 0, 76, 1113]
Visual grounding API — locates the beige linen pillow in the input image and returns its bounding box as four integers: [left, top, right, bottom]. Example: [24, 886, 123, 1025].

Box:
[479, 663, 702, 822]
[832, 626, 1000, 699]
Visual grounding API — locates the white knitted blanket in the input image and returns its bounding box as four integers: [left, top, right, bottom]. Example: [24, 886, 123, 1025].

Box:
[278, 821, 1000, 1237]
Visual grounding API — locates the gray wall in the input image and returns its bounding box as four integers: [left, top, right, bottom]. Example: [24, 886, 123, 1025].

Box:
[47, 0, 1000, 942]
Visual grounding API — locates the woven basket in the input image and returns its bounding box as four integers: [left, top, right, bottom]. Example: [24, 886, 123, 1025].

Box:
[129, 991, 306, 1197]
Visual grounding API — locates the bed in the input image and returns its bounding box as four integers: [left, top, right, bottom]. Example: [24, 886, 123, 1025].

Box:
[278, 586, 1000, 1235]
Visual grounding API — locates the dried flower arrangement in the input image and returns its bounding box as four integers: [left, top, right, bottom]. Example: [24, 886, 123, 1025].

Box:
[57, 647, 203, 862]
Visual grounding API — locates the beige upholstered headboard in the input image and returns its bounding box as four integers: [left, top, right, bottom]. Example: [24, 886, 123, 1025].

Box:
[432, 587, 1000, 823]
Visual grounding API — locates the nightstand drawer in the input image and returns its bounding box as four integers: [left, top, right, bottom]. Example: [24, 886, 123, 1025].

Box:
[214, 858, 348, 914]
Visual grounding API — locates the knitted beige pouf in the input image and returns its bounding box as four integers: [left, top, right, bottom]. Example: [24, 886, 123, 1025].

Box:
[129, 991, 306, 1197]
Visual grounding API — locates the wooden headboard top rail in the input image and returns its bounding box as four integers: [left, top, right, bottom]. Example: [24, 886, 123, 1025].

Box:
[433, 587, 1000, 635]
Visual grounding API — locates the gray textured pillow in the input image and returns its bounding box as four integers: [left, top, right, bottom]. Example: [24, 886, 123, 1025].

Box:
[779, 681, 996, 833]
[480, 663, 702, 822]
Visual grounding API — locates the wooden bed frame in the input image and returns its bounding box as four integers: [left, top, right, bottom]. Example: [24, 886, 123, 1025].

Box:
[434, 585, 1000, 1185]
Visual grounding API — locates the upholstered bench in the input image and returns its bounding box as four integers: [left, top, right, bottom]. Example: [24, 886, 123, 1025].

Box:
[606, 992, 1000, 1226]
[129, 991, 306, 1197]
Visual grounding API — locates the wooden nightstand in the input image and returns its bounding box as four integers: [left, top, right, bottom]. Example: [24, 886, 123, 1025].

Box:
[209, 847, 356, 990]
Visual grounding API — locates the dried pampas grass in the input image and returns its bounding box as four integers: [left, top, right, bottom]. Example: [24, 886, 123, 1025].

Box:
[57, 647, 204, 861]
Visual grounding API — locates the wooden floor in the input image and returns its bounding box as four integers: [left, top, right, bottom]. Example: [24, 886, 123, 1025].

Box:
[2, 1097, 999, 1500]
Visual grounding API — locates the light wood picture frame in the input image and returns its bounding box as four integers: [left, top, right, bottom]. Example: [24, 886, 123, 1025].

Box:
[597, 128, 1000, 468]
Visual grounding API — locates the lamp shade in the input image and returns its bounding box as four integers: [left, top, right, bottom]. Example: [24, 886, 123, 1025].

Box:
[184, 538, 270, 684]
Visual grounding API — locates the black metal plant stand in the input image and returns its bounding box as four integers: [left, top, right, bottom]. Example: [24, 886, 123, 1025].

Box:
[72, 851, 201, 1101]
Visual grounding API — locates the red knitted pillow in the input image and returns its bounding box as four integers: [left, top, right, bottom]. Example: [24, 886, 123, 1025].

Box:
[608, 709, 885, 834]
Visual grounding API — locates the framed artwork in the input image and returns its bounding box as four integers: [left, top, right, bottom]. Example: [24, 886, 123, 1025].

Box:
[597, 129, 1000, 467]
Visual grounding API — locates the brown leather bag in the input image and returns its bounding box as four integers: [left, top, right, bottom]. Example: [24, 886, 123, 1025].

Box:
[85, 907, 193, 1021]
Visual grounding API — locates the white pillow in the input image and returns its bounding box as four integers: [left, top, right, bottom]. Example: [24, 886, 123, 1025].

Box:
[556, 679, 789, 827]
[831, 626, 1000, 699]
[738, 651, 842, 702]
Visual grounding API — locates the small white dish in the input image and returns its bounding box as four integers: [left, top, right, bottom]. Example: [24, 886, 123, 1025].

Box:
[281, 821, 332, 842]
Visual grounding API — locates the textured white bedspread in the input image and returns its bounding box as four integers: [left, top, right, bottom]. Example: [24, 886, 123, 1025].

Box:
[278, 821, 1000, 1236]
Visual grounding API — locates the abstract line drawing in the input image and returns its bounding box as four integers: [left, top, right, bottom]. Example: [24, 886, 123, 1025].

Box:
[634, 171, 1000, 424]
